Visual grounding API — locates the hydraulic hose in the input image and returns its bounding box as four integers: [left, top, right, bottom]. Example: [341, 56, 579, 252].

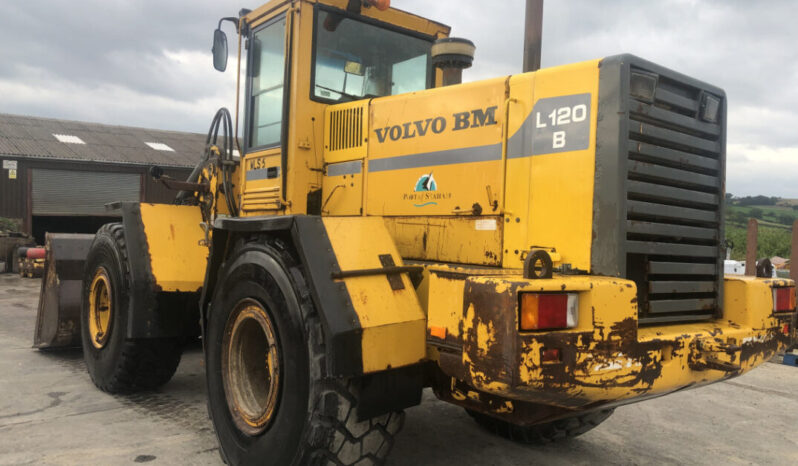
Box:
[176, 108, 239, 217]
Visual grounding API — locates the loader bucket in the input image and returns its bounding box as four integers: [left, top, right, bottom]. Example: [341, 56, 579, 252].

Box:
[33, 233, 96, 349]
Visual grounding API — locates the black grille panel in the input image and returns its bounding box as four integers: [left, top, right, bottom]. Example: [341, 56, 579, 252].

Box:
[328, 107, 364, 152]
[625, 66, 725, 324]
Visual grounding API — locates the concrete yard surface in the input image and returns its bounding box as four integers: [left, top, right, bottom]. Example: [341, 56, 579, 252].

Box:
[1, 273, 797, 465]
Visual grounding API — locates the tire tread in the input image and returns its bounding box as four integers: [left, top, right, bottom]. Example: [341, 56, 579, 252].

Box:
[213, 236, 402, 465]
[87, 223, 182, 394]
[467, 408, 614, 444]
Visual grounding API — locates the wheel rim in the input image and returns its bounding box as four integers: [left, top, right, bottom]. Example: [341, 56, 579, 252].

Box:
[222, 298, 281, 436]
[88, 267, 113, 349]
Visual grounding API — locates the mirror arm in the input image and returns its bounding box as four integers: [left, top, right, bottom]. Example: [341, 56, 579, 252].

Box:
[217, 17, 240, 32]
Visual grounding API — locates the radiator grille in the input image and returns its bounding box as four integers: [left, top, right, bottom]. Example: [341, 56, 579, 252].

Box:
[625, 66, 725, 324]
[328, 107, 364, 152]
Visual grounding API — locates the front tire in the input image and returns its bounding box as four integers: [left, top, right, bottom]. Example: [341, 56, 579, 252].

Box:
[81, 223, 182, 393]
[206, 238, 403, 465]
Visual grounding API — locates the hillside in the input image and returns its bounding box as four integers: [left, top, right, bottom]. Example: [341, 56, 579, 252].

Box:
[724, 196, 795, 261]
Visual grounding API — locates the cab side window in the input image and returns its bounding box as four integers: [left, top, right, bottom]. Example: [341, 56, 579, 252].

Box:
[249, 17, 286, 149]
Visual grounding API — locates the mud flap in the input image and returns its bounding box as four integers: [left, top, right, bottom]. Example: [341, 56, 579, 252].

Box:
[33, 233, 95, 349]
[213, 215, 427, 376]
[320, 216, 427, 374]
[211, 215, 427, 417]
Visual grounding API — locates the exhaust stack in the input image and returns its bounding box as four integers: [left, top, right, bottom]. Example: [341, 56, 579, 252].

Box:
[523, 0, 543, 72]
[431, 38, 476, 86]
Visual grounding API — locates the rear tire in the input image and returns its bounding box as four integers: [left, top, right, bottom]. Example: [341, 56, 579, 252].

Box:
[206, 238, 403, 465]
[466, 408, 614, 444]
[81, 223, 182, 393]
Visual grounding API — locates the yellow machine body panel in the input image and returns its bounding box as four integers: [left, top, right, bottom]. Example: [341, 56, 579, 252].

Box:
[323, 100, 369, 164]
[321, 100, 369, 215]
[322, 161, 364, 215]
[504, 59, 601, 270]
[366, 77, 507, 217]
[242, 150, 284, 213]
[139, 203, 207, 292]
[322, 216, 427, 373]
[319, 60, 602, 269]
[383, 216, 504, 266]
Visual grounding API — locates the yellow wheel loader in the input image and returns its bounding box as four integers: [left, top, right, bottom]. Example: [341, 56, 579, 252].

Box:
[34, 0, 797, 464]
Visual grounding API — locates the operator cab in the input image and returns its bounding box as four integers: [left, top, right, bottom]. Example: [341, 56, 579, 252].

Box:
[210, 0, 461, 217]
[312, 7, 433, 102]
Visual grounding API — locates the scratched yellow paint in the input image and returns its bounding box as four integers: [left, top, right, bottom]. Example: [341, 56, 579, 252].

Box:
[139, 203, 207, 292]
[323, 216, 426, 373]
[425, 270, 794, 410]
[191, 0, 792, 422]
[383, 216, 503, 266]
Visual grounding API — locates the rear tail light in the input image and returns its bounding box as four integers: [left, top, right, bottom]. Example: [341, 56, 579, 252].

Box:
[365, 0, 390, 10]
[773, 287, 796, 312]
[541, 348, 561, 364]
[520, 293, 578, 330]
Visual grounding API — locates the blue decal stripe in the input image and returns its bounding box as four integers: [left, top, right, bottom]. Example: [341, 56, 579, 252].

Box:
[369, 143, 502, 172]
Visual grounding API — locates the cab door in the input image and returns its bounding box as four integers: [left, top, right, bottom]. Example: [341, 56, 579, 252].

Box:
[241, 14, 288, 214]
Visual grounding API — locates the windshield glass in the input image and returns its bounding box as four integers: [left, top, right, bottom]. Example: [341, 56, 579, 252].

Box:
[313, 10, 432, 102]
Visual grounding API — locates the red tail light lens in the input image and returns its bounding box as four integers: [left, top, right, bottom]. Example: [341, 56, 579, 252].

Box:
[520, 293, 578, 330]
[541, 348, 562, 363]
[773, 287, 796, 312]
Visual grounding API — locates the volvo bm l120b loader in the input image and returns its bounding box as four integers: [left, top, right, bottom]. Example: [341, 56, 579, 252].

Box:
[34, 0, 797, 464]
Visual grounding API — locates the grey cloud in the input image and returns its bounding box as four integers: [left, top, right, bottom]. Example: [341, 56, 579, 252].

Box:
[1, 1, 242, 101]
[1, 0, 797, 195]
[406, 0, 798, 149]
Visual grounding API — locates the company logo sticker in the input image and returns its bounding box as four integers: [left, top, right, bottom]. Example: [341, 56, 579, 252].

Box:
[414, 173, 437, 192]
[402, 172, 451, 207]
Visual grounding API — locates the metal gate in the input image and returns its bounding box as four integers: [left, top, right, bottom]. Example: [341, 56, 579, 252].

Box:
[32, 169, 141, 215]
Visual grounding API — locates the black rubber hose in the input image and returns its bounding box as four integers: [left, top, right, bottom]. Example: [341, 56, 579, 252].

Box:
[175, 113, 219, 204]
[217, 108, 238, 217]
[176, 108, 238, 217]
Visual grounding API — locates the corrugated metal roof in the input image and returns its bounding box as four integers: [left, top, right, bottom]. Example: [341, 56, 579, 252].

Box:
[0, 113, 207, 168]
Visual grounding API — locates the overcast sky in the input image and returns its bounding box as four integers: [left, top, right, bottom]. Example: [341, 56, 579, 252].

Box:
[1, 0, 796, 197]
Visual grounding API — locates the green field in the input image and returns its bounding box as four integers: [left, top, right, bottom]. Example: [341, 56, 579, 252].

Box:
[726, 204, 798, 229]
[725, 222, 792, 261]
[724, 200, 795, 261]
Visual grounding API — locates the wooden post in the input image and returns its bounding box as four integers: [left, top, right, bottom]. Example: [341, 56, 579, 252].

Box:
[745, 218, 758, 276]
[791, 219, 798, 283]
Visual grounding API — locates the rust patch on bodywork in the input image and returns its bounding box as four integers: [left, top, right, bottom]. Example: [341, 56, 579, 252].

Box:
[739, 331, 789, 365]
[428, 271, 796, 424]
[456, 279, 674, 402]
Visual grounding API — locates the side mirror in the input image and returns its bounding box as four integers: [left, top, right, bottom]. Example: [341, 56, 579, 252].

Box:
[212, 29, 228, 72]
[149, 165, 164, 180]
